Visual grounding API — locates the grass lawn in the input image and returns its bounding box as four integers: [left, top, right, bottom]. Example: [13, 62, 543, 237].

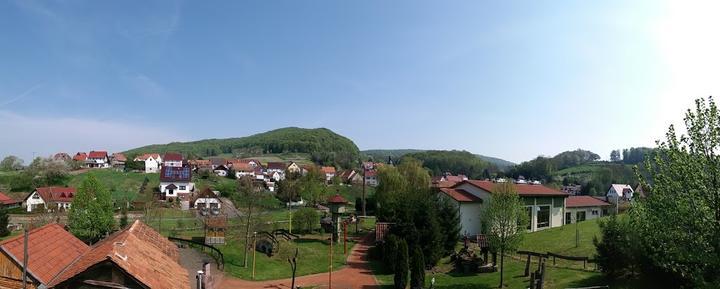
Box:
[372, 256, 603, 289]
[220, 234, 356, 281]
[519, 217, 603, 258]
[67, 170, 159, 203]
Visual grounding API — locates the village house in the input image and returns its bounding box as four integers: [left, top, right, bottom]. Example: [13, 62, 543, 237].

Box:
[266, 162, 287, 174]
[209, 158, 228, 169]
[561, 184, 583, 196]
[364, 170, 379, 187]
[189, 159, 212, 171]
[432, 173, 469, 183]
[134, 153, 162, 173]
[338, 169, 363, 185]
[213, 164, 230, 177]
[565, 195, 612, 224]
[232, 162, 255, 179]
[86, 151, 110, 168]
[440, 180, 569, 236]
[52, 153, 71, 162]
[0, 221, 189, 289]
[0, 192, 20, 209]
[0, 223, 89, 289]
[23, 186, 75, 212]
[321, 166, 337, 182]
[193, 188, 221, 209]
[240, 158, 262, 168]
[265, 170, 282, 182]
[110, 153, 126, 169]
[159, 166, 194, 199]
[72, 152, 87, 162]
[163, 152, 184, 167]
[607, 184, 634, 202]
[49, 220, 189, 289]
[287, 162, 301, 174]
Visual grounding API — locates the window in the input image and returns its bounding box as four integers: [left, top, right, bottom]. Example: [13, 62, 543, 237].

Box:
[180, 186, 186, 190]
[591, 209, 599, 216]
[576, 211, 586, 222]
[525, 207, 533, 230]
[537, 206, 550, 229]
[565, 212, 572, 224]
[32, 194, 40, 199]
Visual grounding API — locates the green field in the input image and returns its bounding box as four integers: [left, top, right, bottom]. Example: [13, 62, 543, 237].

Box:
[372, 217, 623, 289]
[67, 170, 159, 204]
[220, 234, 356, 281]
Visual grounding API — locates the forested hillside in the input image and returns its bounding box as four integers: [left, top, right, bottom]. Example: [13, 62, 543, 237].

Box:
[362, 149, 515, 170]
[402, 150, 497, 179]
[124, 127, 360, 168]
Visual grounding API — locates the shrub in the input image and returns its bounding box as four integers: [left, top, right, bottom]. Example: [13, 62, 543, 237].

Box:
[292, 207, 319, 233]
[593, 215, 636, 280]
[394, 239, 409, 289]
[383, 234, 400, 273]
[410, 246, 425, 289]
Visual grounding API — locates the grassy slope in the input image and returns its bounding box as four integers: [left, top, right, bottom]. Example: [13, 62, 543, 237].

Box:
[519, 217, 602, 257]
[67, 170, 159, 203]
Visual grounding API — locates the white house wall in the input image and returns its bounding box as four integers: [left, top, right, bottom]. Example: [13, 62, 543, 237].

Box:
[25, 191, 45, 212]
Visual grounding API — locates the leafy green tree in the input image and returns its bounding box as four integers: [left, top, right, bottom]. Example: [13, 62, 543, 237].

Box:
[610, 150, 621, 162]
[298, 166, 327, 205]
[68, 175, 116, 243]
[483, 182, 527, 288]
[410, 246, 425, 289]
[631, 97, 720, 287]
[383, 234, 400, 272]
[394, 239, 409, 289]
[594, 215, 637, 280]
[437, 197, 461, 255]
[0, 156, 23, 171]
[292, 207, 319, 233]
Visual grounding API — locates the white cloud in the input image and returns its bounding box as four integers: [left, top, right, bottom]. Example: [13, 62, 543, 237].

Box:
[0, 111, 183, 161]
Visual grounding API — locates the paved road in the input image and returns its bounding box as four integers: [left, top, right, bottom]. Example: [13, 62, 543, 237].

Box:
[218, 234, 379, 289]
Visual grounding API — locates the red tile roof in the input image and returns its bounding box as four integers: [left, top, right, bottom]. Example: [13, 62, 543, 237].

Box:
[230, 161, 253, 172]
[163, 152, 183, 162]
[49, 220, 187, 289]
[365, 170, 377, 177]
[440, 188, 483, 203]
[456, 180, 569, 197]
[72, 152, 87, 161]
[111, 153, 127, 162]
[53, 153, 71, 161]
[87, 151, 108, 159]
[28, 187, 76, 203]
[321, 166, 337, 174]
[328, 194, 347, 204]
[266, 162, 287, 170]
[135, 153, 161, 161]
[0, 223, 89, 285]
[566, 196, 611, 208]
[434, 181, 458, 188]
[0, 192, 19, 205]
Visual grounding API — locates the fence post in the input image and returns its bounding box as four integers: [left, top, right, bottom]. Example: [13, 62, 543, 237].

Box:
[552, 255, 556, 266]
[524, 254, 531, 277]
[539, 262, 546, 289]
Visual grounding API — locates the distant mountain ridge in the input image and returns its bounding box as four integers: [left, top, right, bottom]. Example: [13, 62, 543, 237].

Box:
[361, 149, 515, 170]
[124, 127, 360, 167]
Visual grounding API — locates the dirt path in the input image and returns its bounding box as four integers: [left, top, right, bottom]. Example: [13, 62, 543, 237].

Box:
[218, 234, 379, 289]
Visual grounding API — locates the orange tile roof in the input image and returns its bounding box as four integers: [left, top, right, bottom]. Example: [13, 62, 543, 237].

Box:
[30, 187, 76, 203]
[49, 220, 187, 289]
[566, 195, 611, 208]
[0, 192, 19, 205]
[87, 151, 108, 159]
[321, 166, 336, 174]
[440, 188, 483, 202]
[0, 223, 89, 285]
[456, 180, 569, 196]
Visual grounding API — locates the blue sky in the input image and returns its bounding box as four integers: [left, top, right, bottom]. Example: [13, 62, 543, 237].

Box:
[0, 0, 710, 163]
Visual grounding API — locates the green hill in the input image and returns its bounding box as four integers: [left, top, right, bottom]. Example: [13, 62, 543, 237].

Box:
[124, 127, 360, 167]
[361, 149, 515, 170]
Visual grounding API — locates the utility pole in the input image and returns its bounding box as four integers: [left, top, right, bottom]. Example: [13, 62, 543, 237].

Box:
[362, 165, 367, 217]
[252, 232, 257, 280]
[329, 225, 333, 289]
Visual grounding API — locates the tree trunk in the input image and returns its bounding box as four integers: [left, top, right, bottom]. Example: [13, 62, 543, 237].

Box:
[499, 248, 504, 288]
[243, 202, 253, 268]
